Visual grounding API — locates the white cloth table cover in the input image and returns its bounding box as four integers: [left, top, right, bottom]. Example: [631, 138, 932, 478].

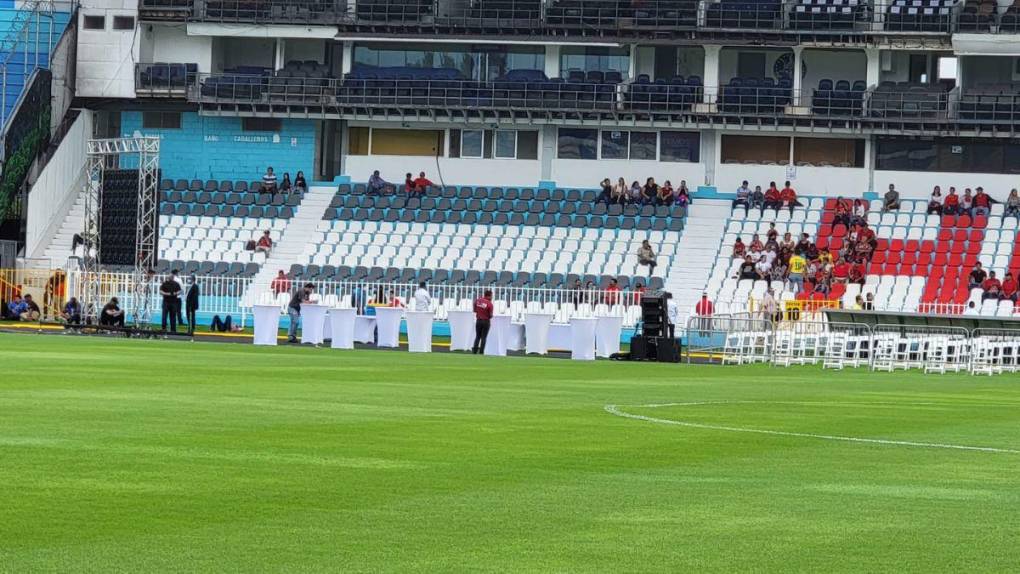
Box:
[354, 315, 376, 344]
[595, 315, 624, 358]
[375, 307, 403, 348]
[570, 317, 598, 361]
[405, 311, 434, 353]
[507, 323, 525, 352]
[252, 304, 281, 346]
[328, 308, 357, 349]
[484, 314, 512, 356]
[524, 313, 555, 355]
[547, 323, 572, 351]
[447, 310, 476, 352]
[300, 304, 328, 345]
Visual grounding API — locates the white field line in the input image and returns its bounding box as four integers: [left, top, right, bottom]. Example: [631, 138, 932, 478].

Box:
[604, 401, 1020, 455]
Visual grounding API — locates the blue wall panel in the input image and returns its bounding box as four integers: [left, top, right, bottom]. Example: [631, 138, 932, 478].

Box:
[121, 112, 318, 182]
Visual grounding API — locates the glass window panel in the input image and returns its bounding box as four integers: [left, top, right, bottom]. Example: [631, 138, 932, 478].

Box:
[630, 131, 657, 161]
[517, 131, 539, 160]
[661, 131, 701, 163]
[495, 130, 516, 159]
[601, 130, 629, 159]
[461, 129, 483, 158]
[557, 128, 598, 160]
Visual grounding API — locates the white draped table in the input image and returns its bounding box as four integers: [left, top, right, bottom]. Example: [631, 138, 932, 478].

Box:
[447, 310, 476, 352]
[547, 323, 572, 351]
[328, 307, 356, 349]
[595, 315, 624, 358]
[300, 303, 328, 345]
[354, 315, 376, 344]
[375, 307, 403, 348]
[252, 304, 281, 346]
[507, 323, 525, 352]
[484, 314, 512, 356]
[405, 311, 434, 353]
[570, 317, 598, 361]
[524, 312, 555, 355]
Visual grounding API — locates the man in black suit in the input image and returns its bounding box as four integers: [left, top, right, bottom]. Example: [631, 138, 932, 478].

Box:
[160, 275, 181, 332]
[185, 275, 200, 335]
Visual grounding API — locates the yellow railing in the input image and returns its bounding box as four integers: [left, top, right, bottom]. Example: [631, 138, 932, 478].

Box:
[0, 268, 68, 320]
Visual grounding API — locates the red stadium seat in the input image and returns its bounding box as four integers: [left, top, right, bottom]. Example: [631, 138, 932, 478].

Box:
[964, 253, 978, 267]
[973, 214, 987, 229]
[917, 252, 931, 266]
[883, 263, 898, 274]
[950, 242, 965, 255]
[953, 229, 967, 242]
[829, 283, 846, 299]
[828, 238, 843, 251]
[818, 224, 832, 238]
[871, 251, 886, 264]
[816, 236, 829, 250]
[969, 229, 984, 243]
[957, 214, 972, 228]
[905, 239, 920, 252]
[949, 253, 963, 266]
[824, 198, 838, 210]
[920, 240, 935, 253]
[876, 238, 890, 250]
[889, 239, 904, 251]
[902, 252, 916, 265]
[933, 252, 948, 266]
[831, 224, 846, 237]
[868, 262, 883, 274]
[821, 211, 835, 224]
[887, 251, 901, 264]
[941, 215, 956, 227]
[966, 242, 982, 254]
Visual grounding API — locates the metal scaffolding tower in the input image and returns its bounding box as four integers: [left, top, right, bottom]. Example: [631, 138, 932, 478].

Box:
[80, 137, 160, 325]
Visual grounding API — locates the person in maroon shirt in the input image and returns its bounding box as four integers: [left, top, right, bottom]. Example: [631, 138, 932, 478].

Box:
[981, 272, 1002, 301]
[832, 258, 850, 284]
[972, 186, 992, 217]
[472, 290, 494, 354]
[1001, 272, 1018, 302]
[779, 181, 801, 215]
[763, 182, 782, 213]
[943, 187, 960, 215]
[411, 172, 434, 196]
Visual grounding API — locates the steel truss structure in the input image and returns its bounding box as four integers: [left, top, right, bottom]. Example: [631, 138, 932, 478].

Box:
[80, 137, 160, 325]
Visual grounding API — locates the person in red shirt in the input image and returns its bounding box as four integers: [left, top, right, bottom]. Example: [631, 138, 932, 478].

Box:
[779, 180, 801, 215]
[849, 260, 866, 285]
[270, 269, 290, 295]
[943, 187, 960, 215]
[632, 281, 646, 305]
[255, 230, 273, 254]
[694, 293, 714, 336]
[763, 182, 782, 213]
[832, 258, 850, 283]
[604, 278, 621, 306]
[982, 271, 1002, 300]
[972, 186, 992, 217]
[1001, 272, 1018, 302]
[411, 171, 434, 196]
[472, 289, 494, 354]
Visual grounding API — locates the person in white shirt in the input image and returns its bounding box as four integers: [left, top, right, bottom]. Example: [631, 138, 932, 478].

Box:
[414, 281, 432, 312]
[665, 292, 679, 339]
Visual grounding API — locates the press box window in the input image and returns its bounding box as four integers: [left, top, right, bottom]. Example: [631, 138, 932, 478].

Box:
[494, 130, 516, 159]
[557, 128, 597, 160]
[460, 130, 484, 158]
[242, 117, 282, 132]
[83, 15, 105, 30]
[141, 111, 181, 130]
[113, 16, 135, 30]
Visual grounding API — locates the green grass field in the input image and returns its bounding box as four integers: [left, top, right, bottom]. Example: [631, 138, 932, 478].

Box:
[2, 332, 1019, 572]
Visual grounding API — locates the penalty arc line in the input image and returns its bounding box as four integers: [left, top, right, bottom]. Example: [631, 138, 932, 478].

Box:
[604, 403, 1020, 455]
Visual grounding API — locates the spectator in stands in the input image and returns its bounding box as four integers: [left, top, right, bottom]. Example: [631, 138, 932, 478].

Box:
[732, 237, 746, 259]
[597, 178, 613, 205]
[961, 188, 975, 216]
[982, 271, 1002, 301]
[472, 290, 494, 355]
[1006, 189, 1020, 220]
[770, 258, 787, 283]
[849, 259, 866, 285]
[271, 269, 290, 295]
[255, 230, 273, 255]
[927, 186, 943, 215]
[973, 187, 992, 217]
[368, 170, 393, 195]
[851, 199, 867, 226]
[628, 181, 642, 204]
[754, 256, 772, 280]
[17, 295, 39, 321]
[6, 295, 27, 320]
[943, 187, 960, 215]
[613, 177, 628, 205]
[763, 182, 782, 214]
[832, 257, 850, 285]
[748, 234, 764, 256]
[882, 184, 900, 212]
[60, 297, 81, 326]
[294, 171, 307, 192]
[795, 233, 811, 256]
[750, 185, 765, 215]
[632, 281, 646, 304]
[411, 172, 434, 195]
[968, 263, 987, 289]
[569, 279, 584, 309]
[403, 173, 414, 194]
[387, 290, 405, 308]
[100, 297, 125, 327]
[738, 256, 756, 280]
[657, 180, 674, 206]
[1002, 272, 1018, 303]
[605, 278, 621, 306]
[780, 232, 795, 254]
[853, 294, 865, 310]
[732, 180, 751, 215]
[279, 173, 292, 192]
[780, 181, 801, 214]
[160, 274, 181, 333]
[287, 283, 315, 344]
[261, 167, 277, 195]
[641, 177, 658, 205]
[834, 197, 850, 227]
[788, 252, 806, 292]
[863, 292, 875, 311]
[414, 281, 432, 312]
[677, 180, 691, 205]
[765, 223, 778, 247]
[637, 240, 657, 275]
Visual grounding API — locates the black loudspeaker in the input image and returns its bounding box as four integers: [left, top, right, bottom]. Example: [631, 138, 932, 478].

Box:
[630, 335, 651, 360]
[629, 335, 681, 362]
[640, 293, 668, 337]
[655, 337, 682, 363]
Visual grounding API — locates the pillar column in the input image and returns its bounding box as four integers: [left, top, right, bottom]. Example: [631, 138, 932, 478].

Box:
[702, 45, 721, 104]
[865, 47, 880, 88]
[792, 46, 804, 105]
[544, 45, 561, 79]
[341, 41, 353, 75]
[274, 38, 286, 71]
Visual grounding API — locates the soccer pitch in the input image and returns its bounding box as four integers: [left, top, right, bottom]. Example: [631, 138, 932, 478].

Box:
[2, 333, 1019, 572]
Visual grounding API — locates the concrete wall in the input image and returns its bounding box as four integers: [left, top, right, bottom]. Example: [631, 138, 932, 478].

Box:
[75, 0, 139, 98]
